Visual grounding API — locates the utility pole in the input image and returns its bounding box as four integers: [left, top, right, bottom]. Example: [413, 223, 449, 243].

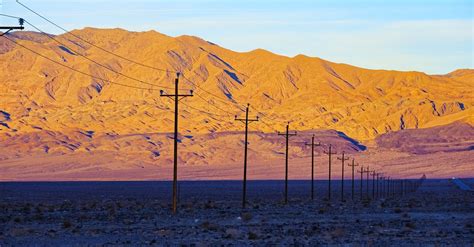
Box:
[391, 178, 395, 197]
[381, 176, 386, 198]
[305, 134, 320, 200]
[365, 167, 374, 200]
[337, 151, 349, 202]
[376, 173, 383, 199]
[347, 159, 359, 201]
[323, 144, 337, 201]
[386, 176, 390, 198]
[278, 122, 297, 204]
[160, 72, 193, 214]
[235, 104, 259, 209]
[371, 170, 376, 199]
[0, 18, 24, 36]
[357, 166, 365, 200]
[402, 179, 405, 196]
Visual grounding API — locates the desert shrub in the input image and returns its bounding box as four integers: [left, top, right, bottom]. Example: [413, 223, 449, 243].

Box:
[201, 221, 219, 231]
[62, 219, 72, 228]
[405, 221, 416, 229]
[241, 212, 252, 222]
[248, 231, 258, 240]
[204, 200, 216, 209]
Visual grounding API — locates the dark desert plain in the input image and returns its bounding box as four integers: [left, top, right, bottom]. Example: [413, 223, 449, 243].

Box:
[1, 1, 474, 245]
[1, 179, 474, 245]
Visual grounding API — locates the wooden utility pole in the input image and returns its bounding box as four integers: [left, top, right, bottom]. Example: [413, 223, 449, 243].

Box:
[323, 144, 337, 201]
[305, 134, 320, 200]
[160, 72, 193, 214]
[376, 173, 383, 199]
[380, 176, 385, 198]
[347, 159, 359, 201]
[278, 122, 297, 204]
[365, 167, 374, 200]
[337, 151, 349, 202]
[371, 170, 376, 199]
[235, 103, 259, 209]
[386, 176, 390, 198]
[357, 166, 365, 200]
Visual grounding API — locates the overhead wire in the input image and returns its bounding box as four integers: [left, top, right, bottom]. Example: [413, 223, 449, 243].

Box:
[21, 19, 175, 90]
[0, 13, 22, 19]
[12, 2, 250, 119]
[14, 1, 254, 114]
[193, 91, 236, 116]
[16, 0, 175, 73]
[180, 101, 231, 119]
[10, 2, 279, 133]
[0, 34, 161, 91]
[181, 74, 241, 108]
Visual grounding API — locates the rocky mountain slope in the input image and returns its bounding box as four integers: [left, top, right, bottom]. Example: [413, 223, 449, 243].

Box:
[0, 28, 472, 180]
[0, 28, 472, 139]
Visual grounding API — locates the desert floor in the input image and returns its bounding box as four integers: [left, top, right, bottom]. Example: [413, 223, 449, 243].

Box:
[1, 179, 473, 245]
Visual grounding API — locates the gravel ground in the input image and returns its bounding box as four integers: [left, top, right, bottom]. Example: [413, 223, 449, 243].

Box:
[0, 179, 473, 246]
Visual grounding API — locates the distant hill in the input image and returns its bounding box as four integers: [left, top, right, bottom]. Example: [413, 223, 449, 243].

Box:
[375, 122, 474, 154]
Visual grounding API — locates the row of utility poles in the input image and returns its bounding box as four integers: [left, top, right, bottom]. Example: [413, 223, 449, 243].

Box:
[160, 73, 426, 213]
[2, 17, 426, 215]
[237, 121, 426, 209]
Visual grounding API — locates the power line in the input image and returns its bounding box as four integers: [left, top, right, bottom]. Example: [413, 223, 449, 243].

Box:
[16, 0, 174, 73]
[180, 101, 230, 119]
[193, 91, 236, 116]
[0, 13, 22, 19]
[22, 19, 174, 90]
[13, 2, 266, 123]
[12, 1, 277, 134]
[1, 34, 161, 91]
[13, 2, 254, 118]
[181, 74, 243, 109]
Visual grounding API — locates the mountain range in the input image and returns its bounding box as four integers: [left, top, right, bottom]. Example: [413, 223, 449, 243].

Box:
[0, 28, 472, 180]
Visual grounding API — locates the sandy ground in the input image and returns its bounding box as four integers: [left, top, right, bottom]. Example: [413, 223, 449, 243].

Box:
[1, 179, 473, 245]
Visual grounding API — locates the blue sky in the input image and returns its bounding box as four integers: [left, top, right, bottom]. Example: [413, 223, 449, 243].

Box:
[1, 0, 472, 74]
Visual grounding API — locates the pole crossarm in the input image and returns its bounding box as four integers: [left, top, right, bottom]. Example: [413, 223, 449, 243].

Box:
[160, 92, 194, 99]
[0, 26, 24, 30]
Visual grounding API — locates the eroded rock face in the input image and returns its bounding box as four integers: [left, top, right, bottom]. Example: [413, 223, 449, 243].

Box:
[0, 28, 472, 140]
[0, 28, 472, 180]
